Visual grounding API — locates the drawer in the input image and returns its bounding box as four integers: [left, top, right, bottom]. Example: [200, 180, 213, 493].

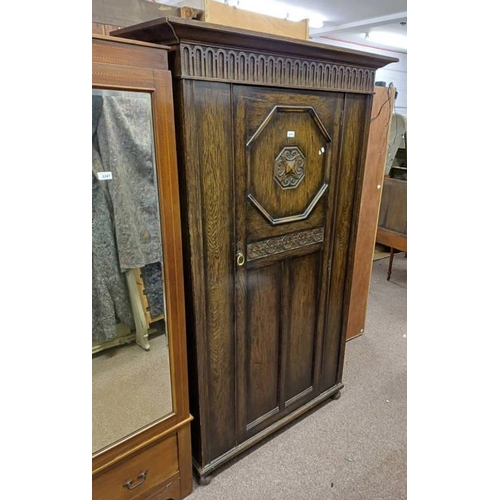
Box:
[93, 434, 179, 500]
[143, 474, 180, 500]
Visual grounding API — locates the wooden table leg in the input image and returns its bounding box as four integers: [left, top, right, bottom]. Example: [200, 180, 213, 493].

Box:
[387, 247, 395, 281]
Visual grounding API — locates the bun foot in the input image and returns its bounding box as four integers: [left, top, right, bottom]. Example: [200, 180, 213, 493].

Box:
[332, 390, 342, 400]
[198, 474, 213, 486]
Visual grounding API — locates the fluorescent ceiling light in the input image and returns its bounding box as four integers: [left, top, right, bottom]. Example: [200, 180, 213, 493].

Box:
[366, 31, 407, 49]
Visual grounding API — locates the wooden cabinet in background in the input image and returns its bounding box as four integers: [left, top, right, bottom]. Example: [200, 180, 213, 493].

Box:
[92, 35, 193, 500]
[346, 85, 396, 340]
[378, 178, 407, 239]
[376, 177, 407, 280]
[113, 17, 397, 484]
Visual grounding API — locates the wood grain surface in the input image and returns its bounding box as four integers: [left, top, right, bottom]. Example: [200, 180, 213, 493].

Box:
[378, 178, 407, 236]
[114, 20, 397, 481]
[246, 264, 281, 427]
[321, 94, 370, 391]
[285, 252, 320, 404]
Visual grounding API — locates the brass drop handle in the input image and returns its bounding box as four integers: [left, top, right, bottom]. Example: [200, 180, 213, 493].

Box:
[236, 251, 245, 267]
[123, 470, 148, 490]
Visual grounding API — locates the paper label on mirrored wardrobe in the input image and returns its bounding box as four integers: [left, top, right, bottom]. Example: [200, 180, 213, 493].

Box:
[97, 171, 113, 180]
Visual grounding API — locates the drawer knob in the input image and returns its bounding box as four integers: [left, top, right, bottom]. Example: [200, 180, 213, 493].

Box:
[123, 470, 148, 490]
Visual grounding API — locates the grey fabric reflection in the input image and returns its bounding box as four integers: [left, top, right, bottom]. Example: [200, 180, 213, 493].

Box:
[92, 93, 164, 344]
[92, 173, 134, 342]
[96, 95, 162, 271]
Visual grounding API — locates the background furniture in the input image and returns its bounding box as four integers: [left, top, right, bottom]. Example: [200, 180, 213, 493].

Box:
[385, 114, 407, 177]
[345, 85, 396, 340]
[389, 131, 407, 180]
[376, 178, 407, 280]
[92, 268, 164, 354]
[92, 34, 192, 500]
[199, 0, 309, 39]
[114, 17, 396, 484]
[92, 0, 180, 35]
[92, 0, 309, 39]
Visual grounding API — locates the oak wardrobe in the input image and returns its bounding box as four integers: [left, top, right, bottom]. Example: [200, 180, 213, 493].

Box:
[113, 18, 397, 484]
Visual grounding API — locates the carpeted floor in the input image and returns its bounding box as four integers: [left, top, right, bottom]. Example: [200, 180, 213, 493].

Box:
[92, 331, 173, 452]
[187, 252, 407, 500]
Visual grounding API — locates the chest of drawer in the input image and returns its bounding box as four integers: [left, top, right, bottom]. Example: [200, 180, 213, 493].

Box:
[93, 434, 179, 500]
[142, 474, 180, 500]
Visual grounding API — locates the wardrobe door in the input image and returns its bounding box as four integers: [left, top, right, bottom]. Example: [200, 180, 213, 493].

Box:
[233, 86, 345, 440]
[92, 88, 174, 453]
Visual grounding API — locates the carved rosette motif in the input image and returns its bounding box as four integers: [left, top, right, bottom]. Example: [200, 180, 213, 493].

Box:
[179, 44, 375, 93]
[247, 228, 324, 261]
[274, 147, 306, 190]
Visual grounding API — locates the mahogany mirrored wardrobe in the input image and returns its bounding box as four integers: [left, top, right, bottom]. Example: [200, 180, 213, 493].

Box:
[92, 34, 192, 500]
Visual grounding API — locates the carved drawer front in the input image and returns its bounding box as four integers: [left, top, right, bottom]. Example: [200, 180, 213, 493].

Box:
[93, 434, 179, 500]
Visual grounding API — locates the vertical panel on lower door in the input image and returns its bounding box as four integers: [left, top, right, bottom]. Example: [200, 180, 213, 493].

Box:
[285, 251, 320, 406]
[246, 263, 281, 430]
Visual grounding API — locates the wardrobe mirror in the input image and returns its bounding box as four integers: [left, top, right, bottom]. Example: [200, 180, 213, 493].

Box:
[92, 88, 173, 454]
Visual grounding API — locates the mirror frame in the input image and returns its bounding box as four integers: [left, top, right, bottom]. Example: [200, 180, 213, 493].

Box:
[92, 34, 191, 476]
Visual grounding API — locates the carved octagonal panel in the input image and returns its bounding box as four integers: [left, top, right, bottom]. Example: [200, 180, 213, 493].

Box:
[274, 147, 306, 190]
[246, 105, 332, 225]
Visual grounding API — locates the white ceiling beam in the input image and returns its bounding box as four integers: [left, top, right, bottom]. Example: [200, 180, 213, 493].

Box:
[309, 12, 407, 36]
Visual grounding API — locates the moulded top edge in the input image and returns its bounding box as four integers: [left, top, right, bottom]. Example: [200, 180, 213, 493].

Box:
[92, 33, 172, 51]
[111, 17, 399, 70]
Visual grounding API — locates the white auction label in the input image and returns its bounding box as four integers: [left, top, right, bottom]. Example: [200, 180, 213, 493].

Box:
[97, 171, 113, 180]
[287, 131, 295, 138]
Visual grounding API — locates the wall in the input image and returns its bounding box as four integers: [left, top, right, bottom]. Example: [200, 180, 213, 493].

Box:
[310, 35, 407, 116]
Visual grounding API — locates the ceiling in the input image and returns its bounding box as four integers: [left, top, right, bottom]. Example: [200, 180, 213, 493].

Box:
[261, 0, 407, 52]
[304, 0, 407, 52]
[160, 0, 407, 52]
[280, 0, 405, 25]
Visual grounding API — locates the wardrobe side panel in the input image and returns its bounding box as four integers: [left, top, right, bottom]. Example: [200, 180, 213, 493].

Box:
[176, 79, 236, 464]
[321, 94, 371, 392]
[173, 79, 204, 466]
